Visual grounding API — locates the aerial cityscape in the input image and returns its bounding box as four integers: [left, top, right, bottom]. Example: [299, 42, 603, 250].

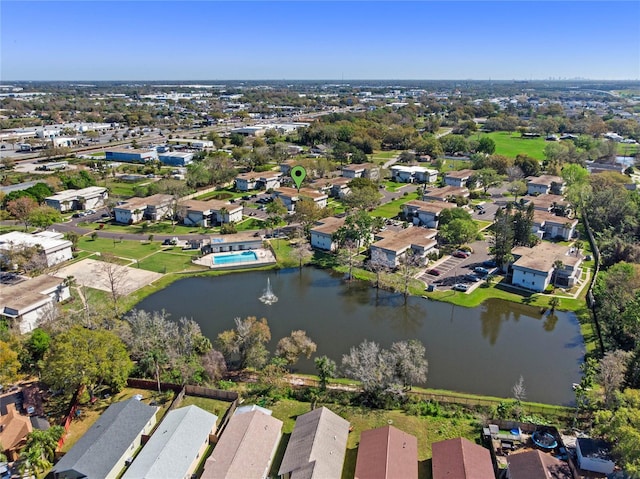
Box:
[0, 1, 639, 478]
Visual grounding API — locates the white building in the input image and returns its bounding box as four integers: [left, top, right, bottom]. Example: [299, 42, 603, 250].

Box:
[369, 227, 438, 268]
[272, 187, 328, 212]
[526, 175, 565, 196]
[0, 231, 73, 268]
[113, 194, 173, 224]
[310, 216, 347, 252]
[532, 211, 579, 241]
[235, 171, 283, 191]
[443, 169, 476, 188]
[402, 200, 458, 228]
[390, 165, 438, 184]
[341, 162, 380, 180]
[0, 274, 70, 333]
[179, 199, 243, 227]
[511, 242, 582, 292]
[45, 186, 108, 212]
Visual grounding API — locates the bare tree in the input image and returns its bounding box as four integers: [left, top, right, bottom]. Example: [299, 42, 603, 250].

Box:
[367, 248, 390, 289]
[98, 253, 129, 318]
[599, 350, 632, 408]
[293, 241, 313, 270]
[276, 330, 317, 366]
[396, 250, 419, 300]
[512, 375, 527, 401]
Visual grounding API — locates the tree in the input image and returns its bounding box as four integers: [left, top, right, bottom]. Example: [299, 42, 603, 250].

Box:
[490, 207, 514, 269]
[7, 196, 37, 231]
[508, 180, 527, 202]
[599, 350, 632, 409]
[18, 426, 64, 475]
[515, 154, 541, 177]
[474, 168, 503, 194]
[293, 241, 312, 269]
[439, 218, 478, 247]
[333, 209, 374, 250]
[314, 355, 336, 391]
[342, 185, 382, 211]
[476, 136, 496, 155]
[292, 197, 327, 236]
[390, 340, 428, 390]
[0, 340, 21, 385]
[161, 180, 189, 230]
[26, 328, 51, 362]
[28, 205, 62, 229]
[98, 253, 129, 318]
[396, 250, 419, 299]
[265, 198, 287, 236]
[342, 340, 394, 396]
[276, 330, 317, 365]
[216, 316, 271, 369]
[42, 326, 133, 397]
[512, 375, 527, 401]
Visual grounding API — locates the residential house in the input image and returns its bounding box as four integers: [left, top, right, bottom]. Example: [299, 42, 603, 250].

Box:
[341, 162, 380, 180]
[431, 437, 494, 479]
[158, 151, 194, 166]
[422, 186, 469, 203]
[354, 425, 418, 479]
[506, 450, 571, 478]
[526, 175, 565, 196]
[576, 438, 615, 475]
[444, 169, 476, 188]
[532, 211, 578, 241]
[105, 148, 158, 163]
[0, 404, 32, 461]
[526, 194, 571, 215]
[52, 399, 158, 479]
[45, 186, 108, 212]
[0, 231, 73, 268]
[179, 199, 243, 227]
[402, 200, 458, 228]
[511, 242, 582, 292]
[310, 216, 347, 252]
[273, 187, 328, 212]
[113, 194, 173, 224]
[235, 171, 283, 192]
[0, 274, 70, 333]
[202, 409, 283, 479]
[369, 227, 438, 268]
[326, 177, 352, 199]
[278, 407, 350, 479]
[390, 165, 438, 183]
[122, 405, 217, 479]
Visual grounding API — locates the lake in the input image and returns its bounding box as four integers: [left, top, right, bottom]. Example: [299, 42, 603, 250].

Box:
[136, 267, 584, 405]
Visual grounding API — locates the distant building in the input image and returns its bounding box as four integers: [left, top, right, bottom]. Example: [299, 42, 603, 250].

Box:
[158, 151, 194, 166]
[532, 210, 578, 241]
[443, 169, 476, 188]
[0, 274, 70, 333]
[273, 187, 328, 212]
[390, 165, 438, 184]
[526, 175, 565, 196]
[235, 171, 283, 191]
[341, 162, 380, 180]
[402, 200, 458, 228]
[422, 186, 469, 202]
[113, 194, 173, 224]
[167, 138, 214, 149]
[45, 186, 108, 212]
[179, 199, 243, 227]
[0, 231, 72, 268]
[105, 148, 158, 163]
[122, 405, 217, 479]
[355, 425, 418, 479]
[52, 399, 158, 479]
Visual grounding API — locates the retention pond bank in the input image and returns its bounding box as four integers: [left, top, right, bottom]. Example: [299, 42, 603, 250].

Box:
[137, 267, 584, 405]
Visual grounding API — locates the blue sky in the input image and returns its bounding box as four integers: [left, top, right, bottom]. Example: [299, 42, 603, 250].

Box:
[1, 1, 639, 81]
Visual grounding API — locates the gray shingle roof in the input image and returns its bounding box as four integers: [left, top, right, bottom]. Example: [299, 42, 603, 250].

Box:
[121, 405, 218, 479]
[278, 407, 350, 479]
[52, 399, 157, 479]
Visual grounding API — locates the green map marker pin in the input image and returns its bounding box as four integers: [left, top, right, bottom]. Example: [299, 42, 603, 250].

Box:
[291, 165, 307, 191]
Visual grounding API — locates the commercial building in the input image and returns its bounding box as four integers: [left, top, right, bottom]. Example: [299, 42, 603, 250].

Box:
[45, 186, 108, 212]
[105, 148, 158, 163]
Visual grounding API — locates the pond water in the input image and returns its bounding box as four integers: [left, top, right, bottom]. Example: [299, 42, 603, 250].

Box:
[136, 267, 584, 405]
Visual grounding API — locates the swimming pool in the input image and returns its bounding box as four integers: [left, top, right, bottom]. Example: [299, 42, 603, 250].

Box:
[212, 251, 258, 265]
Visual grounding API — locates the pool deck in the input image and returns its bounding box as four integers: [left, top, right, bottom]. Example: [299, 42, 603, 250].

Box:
[193, 248, 277, 270]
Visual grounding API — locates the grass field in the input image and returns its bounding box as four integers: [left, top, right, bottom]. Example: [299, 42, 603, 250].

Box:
[370, 191, 420, 218]
[137, 249, 207, 273]
[484, 131, 548, 160]
[77, 236, 162, 259]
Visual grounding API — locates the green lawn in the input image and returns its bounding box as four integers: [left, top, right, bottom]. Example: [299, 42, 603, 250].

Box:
[104, 178, 149, 197]
[370, 149, 401, 161]
[137, 250, 207, 273]
[235, 217, 265, 231]
[195, 187, 246, 201]
[484, 131, 548, 160]
[95, 221, 210, 236]
[369, 192, 420, 218]
[177, 396, 232, 425]
[78, 236, 162, 259]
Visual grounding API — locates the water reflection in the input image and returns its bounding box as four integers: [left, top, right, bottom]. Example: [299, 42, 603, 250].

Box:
[136, 267, 584, 404]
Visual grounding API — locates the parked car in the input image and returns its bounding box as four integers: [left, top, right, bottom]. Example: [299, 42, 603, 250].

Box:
[474, 266, 490, 276]
[452, 250, 470, 258]
[453, 283, 469, 292]
[426, 268, 442, 276]
[465, 273, 481, 282]
[482, 259, 497, 268]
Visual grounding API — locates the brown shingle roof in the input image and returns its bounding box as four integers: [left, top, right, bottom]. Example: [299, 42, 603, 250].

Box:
[507, 449, 572, 478]
[354, 425, 418, 479]
[527, 174, 564, 186]
[182, 199, 242, 213]
[371, 227, 438, 253]
[431, 437, 494, 479]
[512, 242, 573, 273]
[310, 217, 346, 235]
[445, 168, 475, 179]
[0, 403, 33, 452]
[423, 186, 469, 201]
[202, 410, 283, 479]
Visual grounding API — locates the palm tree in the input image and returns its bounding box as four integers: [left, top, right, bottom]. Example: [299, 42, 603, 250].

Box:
[552, 259, 564, 289]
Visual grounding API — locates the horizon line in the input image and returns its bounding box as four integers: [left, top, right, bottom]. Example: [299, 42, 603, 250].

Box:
[2, 78, 640, 83]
